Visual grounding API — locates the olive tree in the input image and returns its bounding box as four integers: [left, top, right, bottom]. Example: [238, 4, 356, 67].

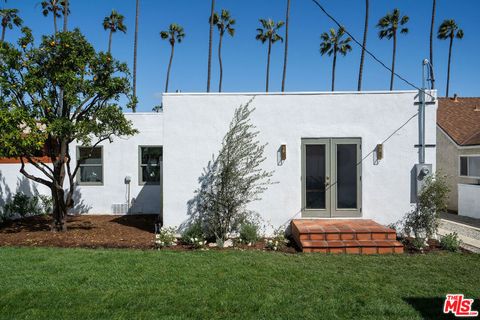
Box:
[0, 28, 137, 231]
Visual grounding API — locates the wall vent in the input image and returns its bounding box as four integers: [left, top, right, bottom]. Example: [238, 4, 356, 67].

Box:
[111, 204, 128, 215]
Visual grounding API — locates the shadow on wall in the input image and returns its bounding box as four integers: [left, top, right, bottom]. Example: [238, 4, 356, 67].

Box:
[181, 156, 217, 233]
[0, 171, 41, 211]
[68, 186, 92, 215]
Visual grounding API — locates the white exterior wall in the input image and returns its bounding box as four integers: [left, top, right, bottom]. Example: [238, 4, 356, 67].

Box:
[458, 183, 480, 219]
[163, 91, 437, 229]
[0, 113, 163, 215]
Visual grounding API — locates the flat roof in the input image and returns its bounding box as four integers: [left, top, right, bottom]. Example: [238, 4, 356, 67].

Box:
[163, 90, 429, 97]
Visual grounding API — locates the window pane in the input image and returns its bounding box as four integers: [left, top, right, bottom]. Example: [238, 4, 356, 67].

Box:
[79, 147, 102, 165]
[460, 157, 468, 176]
[142, 166, 160, 184]
[468, 156, 480, 177]
[337, 144, 357, 209]
[305, 145, 326, 209]
[141, 147, 162, 166]
[80, 166, 102, 183]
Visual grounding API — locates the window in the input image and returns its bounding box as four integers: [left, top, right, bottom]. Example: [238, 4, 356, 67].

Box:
[77, 147, 103, 185]
[139, 146, 162, 185]
[460, 156, 480, 178]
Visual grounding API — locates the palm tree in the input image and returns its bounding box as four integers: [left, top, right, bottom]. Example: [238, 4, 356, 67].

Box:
[213, 9, 235, 92]
[132, 0, 140, 112]
[281, 0, 291, 92]
[206, 0, 215, 92]
[0, 8, 22, 43]
[320, 26, 352, 91]
[41, 0, 68, 34]
[429, 0, 436, 88]
[256, 18, 284, 92]
[102, 10, 127, 54]
[357, 0, 369, 91]
[438, 19, 464, 97]
[377, 8, 409, 91]
[160, 23, 185, 93]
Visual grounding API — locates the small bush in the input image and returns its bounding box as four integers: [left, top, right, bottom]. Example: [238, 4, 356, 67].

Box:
[181, 221, 205, 245]
[265, 227, 289, 251]
[155, 226, 177, 248]
[440, 232, 461, 252]
[403, 174, 450, 239]
[239, 221, 259, 245]
[3, 193, 52, 221]
[411, 237, 427, 251]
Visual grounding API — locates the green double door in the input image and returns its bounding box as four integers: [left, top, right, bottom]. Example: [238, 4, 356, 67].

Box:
[301, 138, 362, 218]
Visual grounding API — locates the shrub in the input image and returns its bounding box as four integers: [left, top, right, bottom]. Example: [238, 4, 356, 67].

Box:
[265, 227, 289, 251]
[155, 226, 177, 248]
[239, 221, 260, 245]
[181, 221, 205, 245]
[3, 192, 52, 221]
[403, 174, 450, 240]
[411, 237, 427, 251]
[440, 232, 461, 252]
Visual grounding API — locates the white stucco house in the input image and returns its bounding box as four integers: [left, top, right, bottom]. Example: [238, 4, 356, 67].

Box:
[0, 91, 437, 232]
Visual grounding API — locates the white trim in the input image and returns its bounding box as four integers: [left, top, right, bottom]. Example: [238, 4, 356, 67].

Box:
[459, 155, 480, 179]
[438, 125, 480, 149]
[163, 90, 426, 97]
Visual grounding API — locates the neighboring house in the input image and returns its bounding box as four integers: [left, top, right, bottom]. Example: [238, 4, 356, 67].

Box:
[0, 91, 437, 230]
[437, 97, 480, 218]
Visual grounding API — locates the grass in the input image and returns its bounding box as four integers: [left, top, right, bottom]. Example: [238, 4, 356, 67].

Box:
[0, 247, 479, 319]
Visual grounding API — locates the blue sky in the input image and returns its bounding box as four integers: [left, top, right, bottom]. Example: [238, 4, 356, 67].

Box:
[4, 0, 479, 112]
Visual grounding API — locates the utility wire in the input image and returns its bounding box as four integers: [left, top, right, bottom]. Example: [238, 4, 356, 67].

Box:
[310, 0, 435, 99]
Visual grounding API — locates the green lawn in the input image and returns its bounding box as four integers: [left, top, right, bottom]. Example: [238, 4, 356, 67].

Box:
[0, 248, 478, 319]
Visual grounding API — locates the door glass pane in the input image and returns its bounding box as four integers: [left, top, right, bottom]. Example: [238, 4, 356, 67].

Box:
[305, 145, 326, 209]
[337, 144, 357, 209]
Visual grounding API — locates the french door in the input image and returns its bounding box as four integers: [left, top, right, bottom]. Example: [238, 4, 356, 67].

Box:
[301, 138, 362, 217]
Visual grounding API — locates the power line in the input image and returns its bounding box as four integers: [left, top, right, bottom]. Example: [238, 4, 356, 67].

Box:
[310, 0, 435, 98]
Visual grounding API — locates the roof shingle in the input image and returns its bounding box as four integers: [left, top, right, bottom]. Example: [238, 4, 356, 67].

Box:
[437, 97, 480, 146]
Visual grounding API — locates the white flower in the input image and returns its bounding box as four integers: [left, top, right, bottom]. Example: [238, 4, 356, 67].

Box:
[155, 234, 160, 239]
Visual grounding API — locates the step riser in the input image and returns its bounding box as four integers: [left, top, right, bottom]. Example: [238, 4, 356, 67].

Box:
[299, 232, 396, 241]
[303, 247, 404, 254]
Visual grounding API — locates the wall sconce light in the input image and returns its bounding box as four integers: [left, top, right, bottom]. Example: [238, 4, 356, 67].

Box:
[376, 144, 384, 161]
[280, 144, 287, 161]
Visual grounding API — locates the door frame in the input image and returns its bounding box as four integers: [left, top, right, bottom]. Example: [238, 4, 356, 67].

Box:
[301, 138, 331, 217]
[301, 138, 362, 218]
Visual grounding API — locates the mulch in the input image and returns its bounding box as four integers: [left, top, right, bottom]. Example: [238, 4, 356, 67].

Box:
[0, 215, 297, 253]
[0, 215, 158, 249]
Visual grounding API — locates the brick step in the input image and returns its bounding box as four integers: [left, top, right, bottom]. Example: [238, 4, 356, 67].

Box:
[298, 231, 397, 241]
[301, 240, 404, 254]
[291, 219, 404, 254]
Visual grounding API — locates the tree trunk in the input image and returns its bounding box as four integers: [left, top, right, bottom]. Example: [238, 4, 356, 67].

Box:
[331, 47, 337, 91]
[1, 26, 5, 43]
[357, 0, 368, 91]
[218, 32, 224, 92]
[206, 0, 215, 92]
[133, 0, 140, 112]
[446, 35, 453, 97]
[390, 32, 396, 91]
[265, 38, 272, 92]
[165, 43, 175, 93]
[51, 140, 68, 231]
[429, 0, 436, 89]
[108, 30, 113, 54]
[281, 0, 291, 92]
[63, 0, 69, 31]
[53, 14, 58, 35]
